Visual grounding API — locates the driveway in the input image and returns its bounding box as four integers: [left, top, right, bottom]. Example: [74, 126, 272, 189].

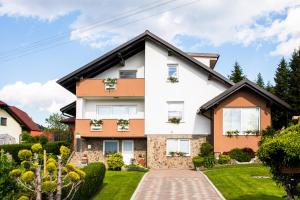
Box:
[131, 169, 224, 200]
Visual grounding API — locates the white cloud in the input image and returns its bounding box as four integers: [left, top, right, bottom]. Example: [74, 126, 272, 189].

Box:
[0, 80, 75, 113]
[0, 0, 300, 56]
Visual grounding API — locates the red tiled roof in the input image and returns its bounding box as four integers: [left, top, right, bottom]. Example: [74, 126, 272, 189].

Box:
[0, 100, 40, 131]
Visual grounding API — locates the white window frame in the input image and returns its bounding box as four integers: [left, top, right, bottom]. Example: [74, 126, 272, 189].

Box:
[222, 107, 261, 135]
[96, 105, 137, 119]
[103, 140, 119, 155]
[167, 101, 184, 121]
[119, 70, 137, 79]
[166, 139, 190, 156]
[167, 64, 179, 79]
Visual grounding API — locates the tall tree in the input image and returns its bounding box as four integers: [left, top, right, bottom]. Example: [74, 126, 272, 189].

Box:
[228, 62, 245, 83]
[288, 49, 300, 115]
[265, 81, 274, 93]
[255, 73, 265, 88]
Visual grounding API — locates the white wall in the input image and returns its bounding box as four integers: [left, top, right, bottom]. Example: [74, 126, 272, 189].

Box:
[95, 51, 145, 79]
[82, 99, 144, 119]
[192, 57, 211, 67]
[0, 108, 22, 143]
[144, 41, 228, 135]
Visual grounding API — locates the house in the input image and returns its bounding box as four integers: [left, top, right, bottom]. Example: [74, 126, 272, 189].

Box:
[58, 31, 290, 168]
[0, 100, 40, 144]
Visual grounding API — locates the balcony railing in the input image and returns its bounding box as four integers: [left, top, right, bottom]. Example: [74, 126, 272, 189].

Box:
[75, 119, 145, 138]
[76, 78, 145, 97]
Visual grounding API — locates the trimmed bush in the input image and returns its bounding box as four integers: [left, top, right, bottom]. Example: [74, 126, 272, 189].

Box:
[107, 153, 124, 171]
[125, 164, 149, 172]
[200, 142, 214, 156]
[242, 147, 255, 158]
[228, 148, 252, 162]
[218, 154, 230, 164]
[192, 156, 205, 168]
[72, 162, 106, 200]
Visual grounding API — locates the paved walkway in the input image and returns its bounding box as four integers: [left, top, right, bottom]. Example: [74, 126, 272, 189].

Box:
[131, 169, 224, 200]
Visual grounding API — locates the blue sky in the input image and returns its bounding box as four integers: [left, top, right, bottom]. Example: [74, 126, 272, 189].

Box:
[0, 0, 299, 125]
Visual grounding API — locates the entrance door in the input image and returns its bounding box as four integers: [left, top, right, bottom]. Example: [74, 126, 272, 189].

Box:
[122, 140, 134, 165]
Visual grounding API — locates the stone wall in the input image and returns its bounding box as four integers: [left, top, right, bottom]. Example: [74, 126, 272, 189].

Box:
[147, 135, 207, 169]
[69, 138, 147, 166]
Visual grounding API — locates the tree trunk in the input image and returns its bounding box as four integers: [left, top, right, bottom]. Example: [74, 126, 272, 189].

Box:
[56, 156, 62, 200]
[34, 153, 42, 200]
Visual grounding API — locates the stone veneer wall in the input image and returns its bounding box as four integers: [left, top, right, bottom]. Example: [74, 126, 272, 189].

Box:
[69, 138, 147, 166]
[147, 135, 207, 169]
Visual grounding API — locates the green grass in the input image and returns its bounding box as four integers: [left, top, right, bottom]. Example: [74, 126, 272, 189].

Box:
[92, 171, 145, 200]
[205, 164, 285, 200]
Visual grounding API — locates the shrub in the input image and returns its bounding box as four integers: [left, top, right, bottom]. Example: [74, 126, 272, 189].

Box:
[218, 154, 230, 164]
[125, 164, 149, 172]
[72, 162, 106, 200]
[242, 148, 255, 158]
[44, 141, 69, 155]
[192, 156, 205, 168]
[229, 148, 252, 162]
[107, 153, 124, 171]
[200, 142, 214, 156]
[257, 124, 300, 199]
[203, 155, 215, 168]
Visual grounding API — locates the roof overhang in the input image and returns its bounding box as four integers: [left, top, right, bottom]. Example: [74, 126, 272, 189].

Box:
[57, 30, 233, 94]
[60, 101, 76, 117]
[198, 79, 291, 114]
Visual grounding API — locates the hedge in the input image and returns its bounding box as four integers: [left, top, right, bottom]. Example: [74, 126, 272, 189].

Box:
[72, 162, 106, 200]
[0, 141, 69, 163]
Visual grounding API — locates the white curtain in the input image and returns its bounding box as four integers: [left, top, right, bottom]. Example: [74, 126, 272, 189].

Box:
[168, 102, 183, 119]
[97, 105, 137, 118]
[167, 139, 178, 154]
[179, 139, 190, 154]
[241, 108, 259, 132]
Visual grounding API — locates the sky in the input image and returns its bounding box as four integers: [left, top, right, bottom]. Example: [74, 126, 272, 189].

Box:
[0, 0, 300, 125]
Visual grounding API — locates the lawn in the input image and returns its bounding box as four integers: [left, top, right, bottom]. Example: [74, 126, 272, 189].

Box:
[92, 171, 145, 200]
[204, 164, 285, 200]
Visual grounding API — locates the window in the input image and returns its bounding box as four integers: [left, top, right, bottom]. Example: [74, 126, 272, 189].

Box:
[0, 117, 7, 126]
[119, 70, 137, 78]
[223, 108, 260, 135]
[96, 105, 137, 118]
[166, 139, 190, 156]
[168, 64, 178, 78]
[103, 140, 118, 155]
[168, 102, 184, 120]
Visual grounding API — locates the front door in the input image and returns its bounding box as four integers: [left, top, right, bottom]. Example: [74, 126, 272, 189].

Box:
[122, 140, 134, 165]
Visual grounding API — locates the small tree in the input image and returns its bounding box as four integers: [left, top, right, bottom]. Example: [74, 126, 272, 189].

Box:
[10, 144, 85, 200]
[228, 62, 245, 83]
[257, 124, 300, 200]
[255, 73, 265, 88]
[45, 113, 70, 142]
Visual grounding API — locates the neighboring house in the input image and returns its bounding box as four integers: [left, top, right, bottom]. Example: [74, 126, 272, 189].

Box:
[58, 31, 290, 169]
[0, 100, 40, 144]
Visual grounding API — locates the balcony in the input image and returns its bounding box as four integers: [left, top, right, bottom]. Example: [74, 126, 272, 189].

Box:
[76, 78, 144, 97]
[75, 119, 145, 138]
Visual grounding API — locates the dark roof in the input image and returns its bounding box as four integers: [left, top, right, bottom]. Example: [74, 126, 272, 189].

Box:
[57, 30, 233, 93]
[0, 101, 40, 131]
[60, 101, 76, 117]
[199, 79, 291, 113]
[61, 117, 75, 124]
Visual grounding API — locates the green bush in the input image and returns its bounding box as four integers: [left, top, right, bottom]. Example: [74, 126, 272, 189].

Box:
[107, 153, 124, 171]
[72, 162, 106, 200]
[125, 164, 149, 172]
[192, 156, 204, 168]
[0, 141, 69, 163]
[200, 142, 214, 156]
[218, 154, 231, 164]
[203, 155, 215, 168]
[228, 148, 252, 162]
[242, 148, 255, 158]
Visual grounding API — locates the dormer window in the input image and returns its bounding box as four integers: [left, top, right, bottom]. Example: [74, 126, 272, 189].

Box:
[167, 64, 178, 83]
[119, 70, 137, 79]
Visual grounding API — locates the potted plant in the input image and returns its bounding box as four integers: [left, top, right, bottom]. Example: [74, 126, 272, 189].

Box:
[245, 129, 259, 135]
[103, 78, 117, 90]
[169, 151, 176, 157]
[177, 152, 187, 156]
[167, 76, 179, 83]
[117, 119, 129, 131]
[90, 119, 103, 131]
[168, 117, 181, 124]
[226, 130, 239, 137]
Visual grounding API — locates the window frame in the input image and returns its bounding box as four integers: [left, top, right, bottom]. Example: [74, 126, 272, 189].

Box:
[96, 105, 137, 119]
[0, 117, 7, 126]
[103, 140, 119, 155]
[166, 138, 190, 156]
[119, 70, 137, 79]
[167, 101, 184, 121]
[167, 64, 179, 79]
[222, 107, 261, 135]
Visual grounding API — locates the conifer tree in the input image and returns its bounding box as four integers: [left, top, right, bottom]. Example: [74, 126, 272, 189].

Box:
[266, 81, 274, 93]
[274, 58, 290, 102]
[229, 62, 245, 83]
[255, 73, 265, 88]
[288, 49, 300, 115]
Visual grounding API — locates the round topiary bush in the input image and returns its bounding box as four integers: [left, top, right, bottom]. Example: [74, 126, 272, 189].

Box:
[228, 148, 252, 162]
[192, 156, 205, 168]
[107, 153, 124, 171]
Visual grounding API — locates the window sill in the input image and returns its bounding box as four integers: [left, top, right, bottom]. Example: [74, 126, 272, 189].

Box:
[166, 155, 190, 157]
[166, 121, 185, 124]
[90, 129, 103, 132]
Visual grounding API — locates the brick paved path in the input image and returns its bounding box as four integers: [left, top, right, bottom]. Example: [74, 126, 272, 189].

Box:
[131, 169, 224, 200]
